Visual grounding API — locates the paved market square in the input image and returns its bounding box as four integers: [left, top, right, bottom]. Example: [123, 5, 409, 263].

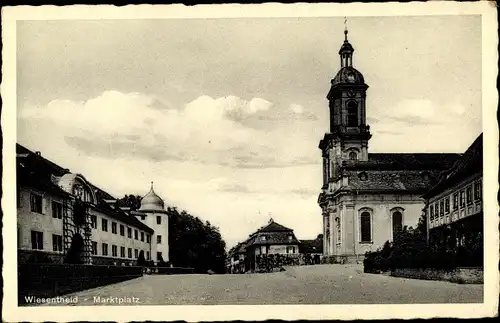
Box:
[54, 265, 482, 305]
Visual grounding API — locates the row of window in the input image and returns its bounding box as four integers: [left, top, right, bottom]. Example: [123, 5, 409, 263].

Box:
[429, 180, 481, 221]
[92, 241, 153, 260]
[31, 231, 62, 252]
[326, 209, 403, 245]
[90, 216, 159, 243]
[259, 235, 294, 242]
[30, 230, 161, 260]
[359, 210, 402, 244]
[30, 193, 163, 224]
[259, 246, 296, 254]
[30, 193, 162, 244]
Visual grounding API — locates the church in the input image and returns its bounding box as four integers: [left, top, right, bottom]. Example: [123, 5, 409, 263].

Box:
[317, 28, 462, 263]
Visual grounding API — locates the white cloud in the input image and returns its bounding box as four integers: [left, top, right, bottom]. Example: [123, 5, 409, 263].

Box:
[248, 98, 273, 114]
[20, 91, 319, 170]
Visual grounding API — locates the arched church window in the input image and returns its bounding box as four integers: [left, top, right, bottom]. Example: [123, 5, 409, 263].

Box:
[392, 211, 403, 239]
[360, 211, 371, 243]
[349, 151, 358, 160]
[347, 101, 358, 127]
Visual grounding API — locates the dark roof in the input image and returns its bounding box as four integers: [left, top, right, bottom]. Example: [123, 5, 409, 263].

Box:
[332, 66, 365, 86]
[17, 144, 71, 197]
[237, 243, 247, 253]
[228, 242, 247, 256]
[238, 220, 299, 247]
[342, 153, 461, 171]
[247, 231, 300, 246]
[258, 220, 293, 233]
[299, 238, 323, 254]
[345, 169, 443, 194]
[16, 143, 154, 233]
[424, 134, 482, 198]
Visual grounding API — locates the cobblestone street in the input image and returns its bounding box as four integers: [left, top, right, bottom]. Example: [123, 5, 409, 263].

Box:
[53, 265, 483, 305]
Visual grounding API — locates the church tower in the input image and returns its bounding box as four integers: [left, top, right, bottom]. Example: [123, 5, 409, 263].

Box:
[319, 25, 371, 187]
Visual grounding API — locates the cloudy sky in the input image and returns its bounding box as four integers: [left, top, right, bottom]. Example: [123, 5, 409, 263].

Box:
[16, 15, 482, 248]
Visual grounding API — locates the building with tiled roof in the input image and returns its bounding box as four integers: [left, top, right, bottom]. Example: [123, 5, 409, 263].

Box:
[423, 133, 482, 265]
[244, 219, 300, 250]
[17, 143, 170, 265]
[317, 28, 464, 263]
[298, 234, 323, 255]
[227, 219, 301, 272]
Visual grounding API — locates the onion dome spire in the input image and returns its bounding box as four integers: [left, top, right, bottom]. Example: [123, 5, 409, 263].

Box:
[138, 181, 166, 213]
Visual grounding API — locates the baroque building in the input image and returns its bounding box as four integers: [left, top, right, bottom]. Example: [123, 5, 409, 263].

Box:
[17, 143, 170, 266]
[317, 28, 462, 263]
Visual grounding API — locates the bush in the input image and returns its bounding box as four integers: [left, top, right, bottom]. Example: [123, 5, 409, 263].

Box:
[365, 238, 479, 273]
[363, 252, 376, 273]
[137, 250, 146, 266]
[364, 250, 391, 273]
[255, 254, 300, 272]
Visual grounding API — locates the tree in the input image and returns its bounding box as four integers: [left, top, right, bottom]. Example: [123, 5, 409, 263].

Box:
[116, 195, 228, 274]
[116, 194, 143, 211]
[167, 206, 227, 274]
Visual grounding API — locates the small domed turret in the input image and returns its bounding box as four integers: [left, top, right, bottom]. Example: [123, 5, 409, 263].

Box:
[138, 182, 166, 213]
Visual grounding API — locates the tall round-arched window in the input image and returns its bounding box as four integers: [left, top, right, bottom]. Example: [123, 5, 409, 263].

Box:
[360, 211, 371, 243]
[392, 211, 403, 238]
[349, 151, 358, 160]
[347, 101, 358, 127]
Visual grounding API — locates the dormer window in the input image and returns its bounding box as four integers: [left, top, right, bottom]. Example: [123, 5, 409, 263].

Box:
[288, 235, 293, 241]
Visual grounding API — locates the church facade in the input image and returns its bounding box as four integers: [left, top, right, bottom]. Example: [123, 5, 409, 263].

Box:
[317, 29, 461, 263]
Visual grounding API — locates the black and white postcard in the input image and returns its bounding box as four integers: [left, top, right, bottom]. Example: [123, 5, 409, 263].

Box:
[2, 2, 498, 321]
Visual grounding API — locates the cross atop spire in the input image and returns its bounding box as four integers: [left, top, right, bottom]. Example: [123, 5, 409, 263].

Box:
[344, 16, 348, 41]
[339, 17, 354, 68]
[150, 181, 154, 191]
